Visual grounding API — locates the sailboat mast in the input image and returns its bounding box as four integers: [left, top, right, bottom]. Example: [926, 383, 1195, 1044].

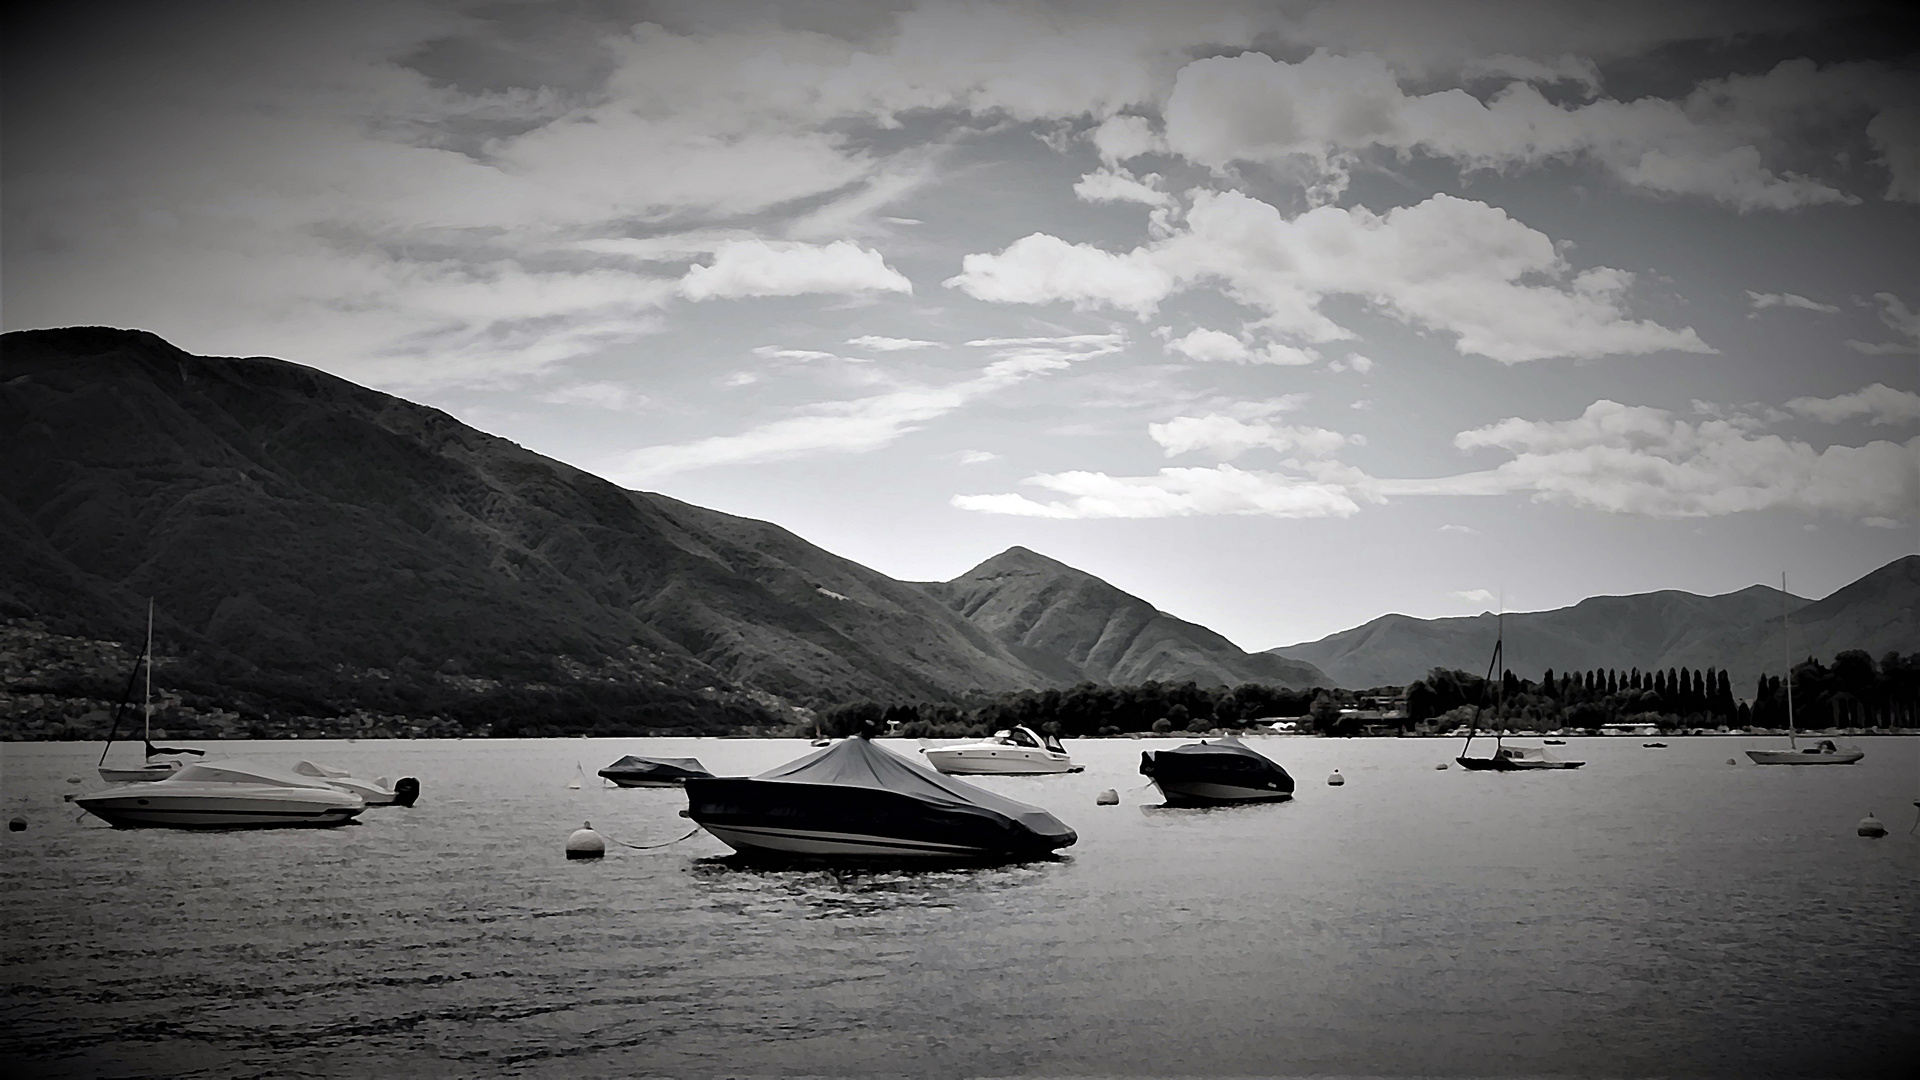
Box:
[1782, 573, 1796, 749]
[142, 599, 154, 752]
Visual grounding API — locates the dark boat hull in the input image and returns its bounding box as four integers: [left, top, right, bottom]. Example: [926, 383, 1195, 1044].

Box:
[1140, 746, 1295, 806]
[1456, 756, 1584, 771]
[684, 777, 1075, 863]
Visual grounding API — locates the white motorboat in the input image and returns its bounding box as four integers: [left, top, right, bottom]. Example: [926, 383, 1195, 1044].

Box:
[1747, 573, 1862, 767]
[293, 761, 421, 806]
[97, 600, 205, 783]
[921, 726, 1080, 775]
[73, 760, 366, 828]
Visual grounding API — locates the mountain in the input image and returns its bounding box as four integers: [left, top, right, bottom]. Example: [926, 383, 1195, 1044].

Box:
[1268, 557, 1917, 691]
[921, 546, 1328, 690]
[1, 327, 1055, 722]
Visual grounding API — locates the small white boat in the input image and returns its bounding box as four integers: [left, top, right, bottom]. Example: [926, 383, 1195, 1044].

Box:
[1747, 574, 1862, 767]
[293, 761, 421, 806]
[1747, 739, 1864, 766]
[922, 726, 1080, 775]
[73, 760, 365, 828]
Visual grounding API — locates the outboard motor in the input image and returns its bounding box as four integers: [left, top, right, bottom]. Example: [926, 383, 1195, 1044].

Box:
[392, 777, 422, 808]
[1139, 752, 1155, 777]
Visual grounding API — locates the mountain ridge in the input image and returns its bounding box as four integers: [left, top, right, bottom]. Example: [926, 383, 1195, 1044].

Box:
[1267, 560, 1915, 691]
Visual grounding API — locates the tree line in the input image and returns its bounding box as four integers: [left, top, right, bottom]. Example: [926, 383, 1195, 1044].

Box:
[814, 680, 1359, 739]
[1406, 649, 1920, 732]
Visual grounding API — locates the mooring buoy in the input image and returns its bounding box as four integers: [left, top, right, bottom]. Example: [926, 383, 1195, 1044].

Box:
[1327, 769, 1345, 786]
[1435, 762, 1449, 770]
[1096, 788, 1119, 805]
[7, 817, 25, 832]
[566, 822, 606, 859]
[66, 776, 83, 785]
[1857, 813, 1886, 838]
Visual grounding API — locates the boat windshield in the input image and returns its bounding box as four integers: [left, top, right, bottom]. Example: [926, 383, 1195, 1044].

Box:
[1005, 728, 1041, 749]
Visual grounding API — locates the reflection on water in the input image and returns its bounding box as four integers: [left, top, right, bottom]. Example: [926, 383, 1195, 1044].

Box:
[4, 736, 1918, 1078]
[688, 858, 1064, 921]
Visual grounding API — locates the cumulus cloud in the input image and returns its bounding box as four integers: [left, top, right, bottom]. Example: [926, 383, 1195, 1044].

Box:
[958, 394, 1919, 522]
[1439, 524, 1479, 534]
[953, 191, 1710, 362]
[1785, 384, 1920, 426]
[957, 449, 1000, 464]
[1744, 290, 1839, 315]
[1158, 50, 1908, 210]
[1450, 588, 1497, 604]
[1442, 399, 1920, 519]
[612, 333, 1122, 480]
[680, 239, 911, 300]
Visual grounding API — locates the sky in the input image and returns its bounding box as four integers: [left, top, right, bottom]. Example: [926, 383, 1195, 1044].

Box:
[5, 0, 1917, 650]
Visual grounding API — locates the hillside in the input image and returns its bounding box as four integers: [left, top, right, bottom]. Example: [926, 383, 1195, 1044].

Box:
[0, 327, 1055, 727]
[922, 546, 1328, 690]
[1269, 559, 1917, 691]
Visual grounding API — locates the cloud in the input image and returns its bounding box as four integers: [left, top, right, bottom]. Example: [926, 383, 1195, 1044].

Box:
[751, 346, 840, 363]
[1785, 384, 1920, 426]
[1158, 50, 1905, 210]
[1442, 399, 1920, 519]
[957, 449, 1000, 464]
[1450, 588, 1496, 604]
[1744, 290, 1839, 315]
[1439, 524, 1479, 534]
[680, 239, 912, 300]
[1164, 327, 1250, 362]
[611, 333, 1122, 480]
[1844, 293, 1920, 355]
[1149, 414, 1354, 458]
[1328, 354, 1375, 373]
[959, 395, 1919, 522]
[1091, 114, 1166, 163]
[847, 335, 940, 351]
[536, 381, 651, 411]
[946, 233, 1173, 317]
[954, 191, 1711, 362]
[1863, 517, 1904, 529]
[952, 463, 1363, 520]
[1073, 168, 1174, 207]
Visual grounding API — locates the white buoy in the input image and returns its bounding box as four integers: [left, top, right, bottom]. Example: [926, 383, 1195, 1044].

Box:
[1327, 769, 1345, 786]
[1096, 788, 1119, 805]
[566, 822, 606, 860]
[1435, 762, 1449, 770]
[1857, 813, 1886, 838]
[66, 776, 83, 784]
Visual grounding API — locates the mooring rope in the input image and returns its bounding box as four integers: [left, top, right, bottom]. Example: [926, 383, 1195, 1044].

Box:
[595, 825, 701, 850]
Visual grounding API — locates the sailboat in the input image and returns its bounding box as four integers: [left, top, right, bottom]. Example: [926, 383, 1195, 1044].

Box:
[1457, 610, 1584, 771]
[97, 600, 205, 783]
[1747, 574, 1863, 766]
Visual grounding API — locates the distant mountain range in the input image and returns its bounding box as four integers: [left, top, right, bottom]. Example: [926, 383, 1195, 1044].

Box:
[0, 328, 1320, 728]
[1268, 555, 1918, 692]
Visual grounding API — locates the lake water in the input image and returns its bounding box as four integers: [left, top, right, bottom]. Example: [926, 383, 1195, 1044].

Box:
[3, 735, 1916, 1078]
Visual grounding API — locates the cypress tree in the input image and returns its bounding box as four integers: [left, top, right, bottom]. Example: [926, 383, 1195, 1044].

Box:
[1606, 669, 1618, 695]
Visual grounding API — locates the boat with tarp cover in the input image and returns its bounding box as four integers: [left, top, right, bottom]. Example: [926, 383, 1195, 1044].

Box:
[684, 736, 1076, 862]
[598, 755, 715, 787]
[1140, 735, 1295, 806]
